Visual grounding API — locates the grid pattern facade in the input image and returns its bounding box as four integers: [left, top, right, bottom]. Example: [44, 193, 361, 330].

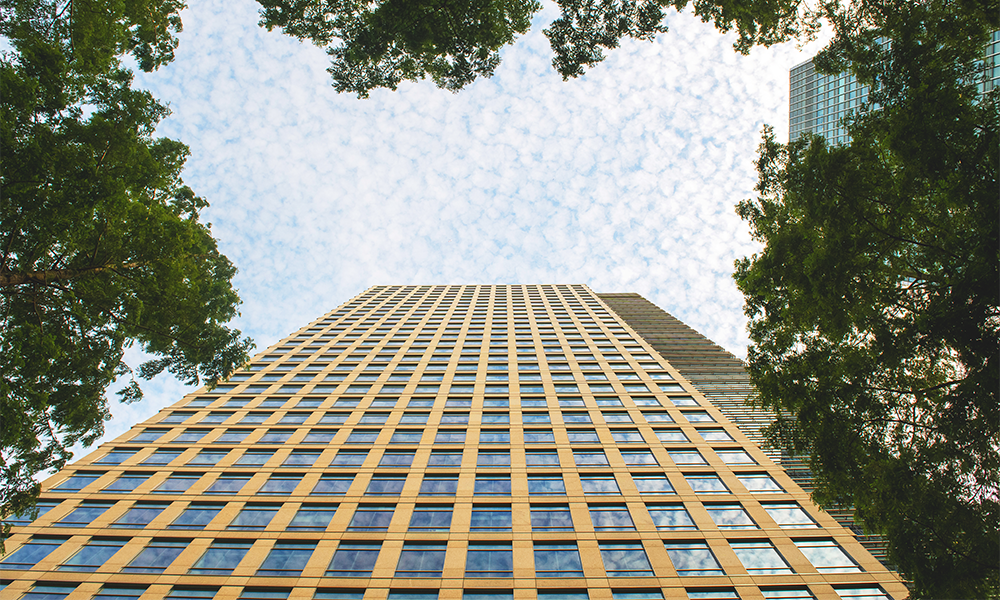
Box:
[1, 285, 906, 600]
[789, 31, 1000, 142]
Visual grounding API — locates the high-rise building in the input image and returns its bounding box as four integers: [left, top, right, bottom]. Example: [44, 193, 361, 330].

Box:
[1, 285, 907, 600]
[789, 30, 1000, 142]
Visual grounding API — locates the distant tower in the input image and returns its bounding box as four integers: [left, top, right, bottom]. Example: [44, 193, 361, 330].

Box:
[789, 30, 1000, 143]
[2, 285, 907, 600]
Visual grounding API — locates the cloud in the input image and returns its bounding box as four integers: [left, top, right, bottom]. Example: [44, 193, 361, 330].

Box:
[68, 0, 833, 456]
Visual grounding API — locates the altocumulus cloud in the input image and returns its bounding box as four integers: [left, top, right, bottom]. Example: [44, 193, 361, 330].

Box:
[86, 0, 830, 450]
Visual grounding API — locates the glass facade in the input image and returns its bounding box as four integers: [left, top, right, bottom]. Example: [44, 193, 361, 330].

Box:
[1, 285, 906, 599]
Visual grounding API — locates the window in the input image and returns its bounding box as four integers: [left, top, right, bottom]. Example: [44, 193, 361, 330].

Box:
[206, 474, 251, 494]
[390, 430, 423, 444]
[466, 543, 513, 577]
[320, 413, 349, 424]
[257, 542, 316, 576]
[621, 451, 658, 465]
[55, 501, 114, 527]
[215, 429, 251, 443]
[759, 590, 815, 600]
[260, 474, 302, 495]
[235, 450, 274, 467]
[435, 430, 466, 443]
[96, 449, 137, 465]
[169, 504, 223, 529]
[480, 430, 510, 444]
[528, 475, 566, 495]
[477, 451, 510, 467]
[112, 502, 169, 528]
[396, 542, 447, 577]
[794, 540, 861, 573]
[611, 430, 645, 443]
[52, 472, 104, 492]
[654, 430, 689, 443]
[188, 450, 229, 466]
[641, 412, 673, 423]
[580, 475, 620, 494]
[696, 429, 734, 442]
[716, 450, 756, 465]
[603, 413, 633, 423]
[763, 503, 818, 528]
[315, 590, 364, 600]
[530, 504, 573, 531]
[166, 588, 218, 600]
[668, 451, 707, 465]
[94, 585, 147, 600]
[240, 413, 270, 424]
[162, 412, 194, 424]
[132, 428, 169, 443]
[20, 584, 78, 600]
[610, 591, 661, 600]
[524, 430, 555, 443]
[141, 450, 183, 465]
[123, 539, 189, 573]
[482, 413, 509, 423]
[475, 474, 511, 495]
[526, 451, 559, 466]
[326, 542, 381, 576]
[730, 541, 793, 574]
[189, 540, 253, 575]
[6, 500, 61, 526]
[736, 474, 783, 493]
[685, 475, 729, 494]
[470, 506, 512, 531]
[573, 451, 609, 466]
[589, 505, 635, 530]
[312, 475, 353, 495]
[347, 430, 380, 444]
[360, 413, 389, 425]
[366, 475, 406, 495]
[599, 543, 654, 577]
[330, 451, 368, 466]
[377, 450, 416, 467]
[440, 413, 469, 424]
[663, 542, 724, 576]
[463, 592, 513, 600]
[685, 591, 739, 600]
[428, 451, 463, 467]
[833, 587, 890, 600]
[302, 429, 337, 444]
[388, 592, 438, 600]
[567, 430, 599, 443]
[682, 411, 714, 423]
[0, 537, 65, 569]
[280, 412, 310, 425]
[154, 474, 201, 494]
[288, 505, 338, 531]
[258, 429, 292, 444]
[59, 538, 125, 571]
[522, 413, 551, 424]
[348, 505, 394, 531]
[534, 543, 584, 577]
[420, 475, 459, 495]
[637, 503, 692, 532]
[228, 505, 279, 530]
[706, 505, 757, 529]
[409, 505, 453, 531]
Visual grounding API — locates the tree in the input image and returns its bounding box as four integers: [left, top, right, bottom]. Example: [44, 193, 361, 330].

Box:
[734, 6, 999, 596]
[1, 0, 252, 536]
[257, 0, 811, 96]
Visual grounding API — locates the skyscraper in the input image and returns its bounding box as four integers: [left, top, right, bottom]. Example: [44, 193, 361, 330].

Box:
[789, 30, 1000, 142]
[1, 285, 907, 600]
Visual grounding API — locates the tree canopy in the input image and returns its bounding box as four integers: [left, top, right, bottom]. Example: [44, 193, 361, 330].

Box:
[257, 0, 811, 96]
[1, 0, 252, 532]
[734, 6, 999, 597]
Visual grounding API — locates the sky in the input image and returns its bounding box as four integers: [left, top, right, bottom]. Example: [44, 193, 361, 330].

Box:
[87, 0, 829, 455]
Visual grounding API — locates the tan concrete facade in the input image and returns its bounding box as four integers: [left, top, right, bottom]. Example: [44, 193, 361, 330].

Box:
[1, 284, 907, 600]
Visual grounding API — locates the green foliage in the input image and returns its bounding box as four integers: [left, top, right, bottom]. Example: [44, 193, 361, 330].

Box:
[734, 9, 999, 596]
[258, 0, 541, 97]
[0, 0, 252, 537]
